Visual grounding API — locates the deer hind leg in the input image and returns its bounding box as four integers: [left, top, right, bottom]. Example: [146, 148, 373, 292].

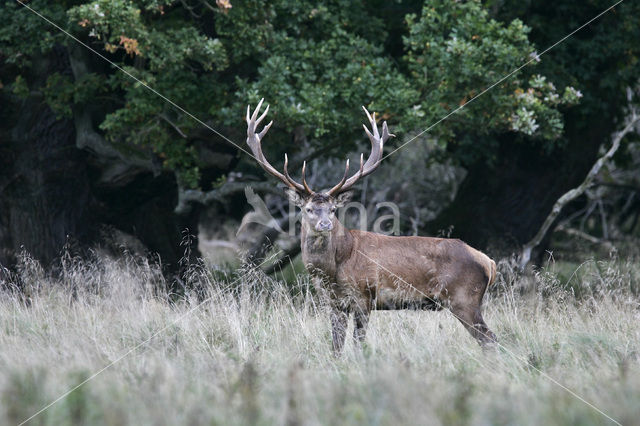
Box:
[330, 308, 349, 355]
[450, 303, 496, 347]
[449, 283, 496, 347]
[353, 303, 371, 345]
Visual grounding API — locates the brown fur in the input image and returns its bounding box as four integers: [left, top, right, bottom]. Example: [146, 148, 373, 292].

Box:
[302, 217, 497, 353]
[245, 100, 496, 353]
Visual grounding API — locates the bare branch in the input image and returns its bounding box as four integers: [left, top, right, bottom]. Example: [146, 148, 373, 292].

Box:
[555, 225, 613, 248]
[519, 107, 640, 270]
[175, 181, 277, 215]
[159, 114, 188, 139]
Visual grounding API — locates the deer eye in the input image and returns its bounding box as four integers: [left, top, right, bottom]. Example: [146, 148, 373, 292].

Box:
[330, 207, 336, 213]
[305, 207, 312, 213]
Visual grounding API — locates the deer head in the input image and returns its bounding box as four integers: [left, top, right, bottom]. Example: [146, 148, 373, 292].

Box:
[246, 98, 394, 233]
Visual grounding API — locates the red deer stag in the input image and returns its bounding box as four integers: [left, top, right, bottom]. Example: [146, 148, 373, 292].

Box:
[246, 99, 497, 353]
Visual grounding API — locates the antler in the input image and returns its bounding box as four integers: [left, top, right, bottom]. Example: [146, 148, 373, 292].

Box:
[246, 99, 314, 194]
[326, 106, 394, 196]
[247, 101, 393, 197]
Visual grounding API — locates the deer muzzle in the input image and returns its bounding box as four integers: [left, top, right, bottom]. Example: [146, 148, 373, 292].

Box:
[316, 219, 333, 232]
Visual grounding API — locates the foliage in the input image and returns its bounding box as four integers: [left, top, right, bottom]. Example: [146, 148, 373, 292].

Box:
[11, 75, 30, 99]
[0, 0, 581, 188]
[217, 1, 416, 140]
[43, 72, 106, 118]
[0, 1, 68, 67]
[403, 0, 578, 153]
[490, 0, 640, 130]
[66, 0, 229, 186]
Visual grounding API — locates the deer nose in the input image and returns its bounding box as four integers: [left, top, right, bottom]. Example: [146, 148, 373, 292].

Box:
[316, 220, 333, 232]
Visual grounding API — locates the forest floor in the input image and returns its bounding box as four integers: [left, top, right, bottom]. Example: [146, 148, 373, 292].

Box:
[0, 250, 639, 425]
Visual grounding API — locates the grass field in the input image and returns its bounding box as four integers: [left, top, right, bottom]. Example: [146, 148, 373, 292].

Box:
[1, 251, 639, 425]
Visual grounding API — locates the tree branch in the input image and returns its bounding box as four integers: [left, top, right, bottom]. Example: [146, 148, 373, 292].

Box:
[159, 114, 188, 139]
[174, 181, 278, 215]
[518, 106, 640, 270]
[67, 44, 156, 173]
[555, 224, 613, 247]
[245, 215, 294, 266]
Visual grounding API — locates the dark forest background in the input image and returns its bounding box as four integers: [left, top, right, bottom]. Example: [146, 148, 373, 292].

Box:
[1, 0, 639, 275]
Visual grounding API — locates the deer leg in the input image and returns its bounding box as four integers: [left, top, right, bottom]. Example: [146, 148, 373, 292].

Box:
[330, 308, 349, 355]
[450, 303, 496, 347]
[353, 305, 370, 345]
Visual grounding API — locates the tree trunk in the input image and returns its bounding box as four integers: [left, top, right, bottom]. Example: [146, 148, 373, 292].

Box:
[0, 47, 92, 268]
[518, 110, 638, 269]
[0, 46, 201, 274]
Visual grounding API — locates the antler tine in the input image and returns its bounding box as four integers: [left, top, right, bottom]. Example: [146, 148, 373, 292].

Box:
[246, 100, 310, 193]
[326, 107, 394, 195]
[355, 152, 364, 178]
[362, 106, 380, 140]
[326, 158, 352, 196]
[301, 161, 315, 194]
[284, 154, 313, 193]
[247, 101, 393, 197]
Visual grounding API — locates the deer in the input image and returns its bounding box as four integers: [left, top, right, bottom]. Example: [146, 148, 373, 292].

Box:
[246, 99, 497, 354]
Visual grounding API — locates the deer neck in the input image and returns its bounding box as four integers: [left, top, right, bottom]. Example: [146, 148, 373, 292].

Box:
[301, 219, 353, 280]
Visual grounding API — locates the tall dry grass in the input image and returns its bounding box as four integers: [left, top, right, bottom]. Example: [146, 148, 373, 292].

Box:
[0, 250, 639, 425]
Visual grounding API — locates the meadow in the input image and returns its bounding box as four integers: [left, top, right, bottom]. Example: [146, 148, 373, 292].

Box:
[1, 250, 639, 425]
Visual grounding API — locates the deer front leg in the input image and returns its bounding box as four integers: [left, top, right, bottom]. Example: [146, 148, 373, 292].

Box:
[330, 308, 349, 355]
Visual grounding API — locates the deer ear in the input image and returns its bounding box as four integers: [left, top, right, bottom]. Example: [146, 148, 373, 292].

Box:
[335, 191, 353, 207]
[284, 188, 305, 207]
